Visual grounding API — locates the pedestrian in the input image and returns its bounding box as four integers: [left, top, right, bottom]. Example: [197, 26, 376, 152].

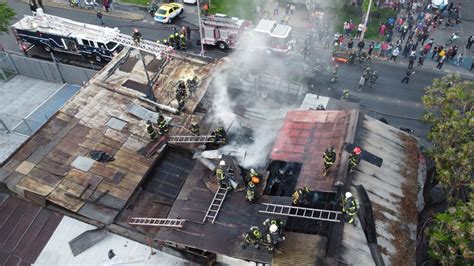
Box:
[379, 23, 386, 36]
[273, 1, 279, 16]
[436, 55, 446, 69]
[390, 47, 400, 61]
[356, 23, 364, 39]
[467, 35, 473, 49]
[368, 42, 374, 56]
[431, 45, 438, 59]
[186, 26, 191, 41]
[417, 52, 426, 67]
[290, 3, 295, 15]
[357, 39, 365, 55]
[285, 3, 290, 16]
[358, 75, 366, 91]
[453, 53, 463, 66]
[373, 41, 380, 57]
[408, 57, 415, 69]
[347, 38, 354, 53]
[29, 0, 37, 13]
[103, 0, 109, 11]
[97, 10, 104, 25]
[471, 61, 474, 71]
[38, 0, 44, 9]
[437, 49, 446, 62]
[402, 41, 412, 58]
[401, 70, 414, 84]
[380, 41, 388, 57]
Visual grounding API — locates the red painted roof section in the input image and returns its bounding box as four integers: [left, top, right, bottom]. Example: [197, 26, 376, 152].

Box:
[0, 196, 63, 265]
[270, 110, 351, 191]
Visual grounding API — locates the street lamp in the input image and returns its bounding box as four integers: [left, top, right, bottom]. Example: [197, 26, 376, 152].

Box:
[359, 0, 373, 41]
[196, 0, 205, 57]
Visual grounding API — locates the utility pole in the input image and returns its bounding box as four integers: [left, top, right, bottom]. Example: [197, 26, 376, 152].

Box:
[196, 0, 205, 57]
[359, 0, 372, 41]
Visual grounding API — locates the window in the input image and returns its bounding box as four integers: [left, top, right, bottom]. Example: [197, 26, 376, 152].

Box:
[82, 39, 92, 46]
[106, 42, 117, 50]
[157, 9, 167, 15]
[97, 42, 106, 49]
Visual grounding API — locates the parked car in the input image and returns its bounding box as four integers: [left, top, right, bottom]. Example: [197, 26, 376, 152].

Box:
[182, 0, 197, 4]
[154, 3, 183, 23]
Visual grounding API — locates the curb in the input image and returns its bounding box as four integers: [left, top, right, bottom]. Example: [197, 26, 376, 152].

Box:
[23, 0, 145, 21]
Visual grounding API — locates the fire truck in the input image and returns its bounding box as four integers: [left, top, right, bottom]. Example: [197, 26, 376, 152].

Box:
[200, 14, 292, 53]
[11, 10, 172, 62]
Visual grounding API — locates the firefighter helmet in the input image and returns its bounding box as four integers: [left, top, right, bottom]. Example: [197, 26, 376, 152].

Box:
[353, 146, 362, 155]
[248, 181, 255, 188]
[251, 176, 260, 184]
[269, 224, 278, 233]
[345, 192, 352, 198]
[133, 28, 139, 33]
[219, 160, 226, 166]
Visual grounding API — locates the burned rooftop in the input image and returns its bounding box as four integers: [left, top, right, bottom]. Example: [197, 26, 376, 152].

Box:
[0, 47, 419, 265]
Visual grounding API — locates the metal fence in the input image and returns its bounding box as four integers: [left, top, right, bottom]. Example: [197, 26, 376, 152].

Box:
[0, 51, 97, 85]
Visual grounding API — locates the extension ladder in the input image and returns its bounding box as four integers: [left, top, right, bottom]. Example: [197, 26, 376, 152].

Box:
[258, 203, 342, 223]
[202, 185, 228, 223]
[129, 217, 185, 228]
[168, 135, 222, 144]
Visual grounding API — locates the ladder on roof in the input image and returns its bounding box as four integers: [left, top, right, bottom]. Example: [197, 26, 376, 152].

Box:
[31, 13, 173, 57]
[258, 203, 342, 223]
[167, 135, 222, 144]
[129, 217, 185, 228]
[202, 185, 228, 224]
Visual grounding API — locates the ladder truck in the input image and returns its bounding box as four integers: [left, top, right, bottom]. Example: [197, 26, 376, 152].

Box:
[11, 10, 174, 62]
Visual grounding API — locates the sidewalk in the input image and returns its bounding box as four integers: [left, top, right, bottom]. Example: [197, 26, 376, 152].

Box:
[26, 0, 144, 20]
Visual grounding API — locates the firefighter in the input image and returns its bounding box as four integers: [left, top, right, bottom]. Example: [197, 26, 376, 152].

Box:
[176, 80, 187, 100]
[369, 71, 378, 86]
[263, 218, 285, 234]
[156, 40, 161, 46]
[174, 32, 180, 49]
[169, 34, 176, 48]
[292, 187, 311, 205]
[190, 122, 200, 135]
[245, 181, 259, 203]
[215, 160, 228, 186]
[264, 223, 285, 251]
[180, 34, 187, 50]
[210, 127, 226, 144]
[177, 98, 185, 114]
[341, 89, 349, 101]
[331, 64, 339, 83]
[163, 38, 169, 47]
[242, 226, 263, 249]
[246, 168, 261, 184]
[145, 120, 158, 141]
[323, 146, 337, 176]
[132, 28, 142, 44]
[156, 115, 169, 136]
[348, 146, 362, 173]
[342, 192, 358, 225]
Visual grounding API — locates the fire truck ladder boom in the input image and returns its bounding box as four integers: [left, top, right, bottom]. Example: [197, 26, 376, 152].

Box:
[30, 13, 172, 57]
[129, 217, 185, 228]
[202, 16, 243, 28]
[167, 135, 222, 144]
[203, 185, 228, 224]
[259, 203, 342, 223]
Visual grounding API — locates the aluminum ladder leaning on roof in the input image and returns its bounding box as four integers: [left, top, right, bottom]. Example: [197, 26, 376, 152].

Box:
[258, 203, 342, 222]
[129, 217, 186, 228]
[203, 185, 228, 223]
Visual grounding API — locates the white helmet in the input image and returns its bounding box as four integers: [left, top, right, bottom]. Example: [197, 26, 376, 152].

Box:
[345, 192, 352, 198]
[219, 160, 226, 166]
[250, 168, 256, 175]
[269, 224, 278, 233]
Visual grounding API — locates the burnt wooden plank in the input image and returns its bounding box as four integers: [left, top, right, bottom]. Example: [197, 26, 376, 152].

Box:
[13, 208, 52, 259]
[89, 163, 118, 179]
[2, 204, 42, 252]
[0, 200, 29, 245]
[0, 251, 9, 265]
[0, 198, 20, 228]
[23, 212, 62, 264]
[35, 157, 71, 177]
[28, 167, 62, 187]
[4, 255, 19, 266]
[45, 148, 74, 165]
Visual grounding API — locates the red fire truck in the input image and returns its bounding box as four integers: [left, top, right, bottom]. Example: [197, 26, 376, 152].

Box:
[200, 14, 292, 54]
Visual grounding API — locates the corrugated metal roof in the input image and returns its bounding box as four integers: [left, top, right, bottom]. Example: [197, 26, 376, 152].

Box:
[0, 195, 62, 265]
[340, 115, 418, 265]
[270, 110, 358, 191]
[34, 216, 189, 265]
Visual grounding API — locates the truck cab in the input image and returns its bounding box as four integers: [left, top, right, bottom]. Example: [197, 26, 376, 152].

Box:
[253, 19, 292, 54]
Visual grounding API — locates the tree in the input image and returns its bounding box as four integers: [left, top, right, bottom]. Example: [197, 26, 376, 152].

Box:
[422, 75, 473, 202]
[0, 2, 16, 35]
[422, 75, 474, 264]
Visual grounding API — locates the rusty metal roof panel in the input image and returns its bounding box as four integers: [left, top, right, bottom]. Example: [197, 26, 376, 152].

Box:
[270, 110, 357, 192]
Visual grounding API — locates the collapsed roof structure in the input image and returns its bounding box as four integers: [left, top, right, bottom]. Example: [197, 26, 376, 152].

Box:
[0, 48, 421, 265]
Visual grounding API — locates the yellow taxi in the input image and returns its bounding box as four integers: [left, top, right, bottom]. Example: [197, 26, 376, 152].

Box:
[154, 3, 183, 24]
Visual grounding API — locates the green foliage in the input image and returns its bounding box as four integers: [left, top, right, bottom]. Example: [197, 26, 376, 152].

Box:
[362, 0, 378, 13]
[208, 0, 256, 21]
[0, 2, 16, 35]
[423, 75, 474, 264]
[422, 75, 474, 201]
[428, 197, 474, 264]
